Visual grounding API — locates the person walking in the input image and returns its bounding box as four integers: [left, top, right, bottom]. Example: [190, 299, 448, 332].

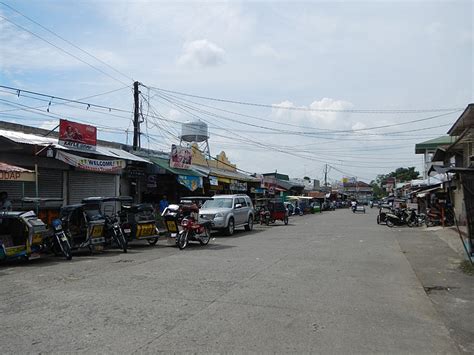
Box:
[159, 195, 169, 213]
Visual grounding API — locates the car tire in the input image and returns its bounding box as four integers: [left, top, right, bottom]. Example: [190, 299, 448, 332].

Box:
[244, 216, 253, 231]
[225, 217, 235, 236]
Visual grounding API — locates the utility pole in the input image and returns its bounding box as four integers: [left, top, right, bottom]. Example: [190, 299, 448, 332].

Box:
[133, 81, 141, 150]
[324, 164, 328, 189]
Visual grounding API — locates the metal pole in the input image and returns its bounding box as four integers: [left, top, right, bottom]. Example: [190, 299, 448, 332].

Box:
[133, 81, 141, 150]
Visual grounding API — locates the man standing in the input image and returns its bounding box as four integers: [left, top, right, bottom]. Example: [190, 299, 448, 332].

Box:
[159, 195, 169, 213]
[0, 191, 12, 212]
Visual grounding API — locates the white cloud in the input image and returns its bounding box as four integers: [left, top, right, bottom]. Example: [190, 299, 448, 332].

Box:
[177, 39, 225, 68]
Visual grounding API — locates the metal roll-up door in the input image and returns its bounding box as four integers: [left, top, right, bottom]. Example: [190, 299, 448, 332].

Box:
[38, 169, 63, 198]
[0, 168, 63, 200]
[68, 171, 117, 204]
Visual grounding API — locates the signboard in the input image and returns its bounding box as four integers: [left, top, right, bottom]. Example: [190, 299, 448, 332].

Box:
[56, 150, 125, 173]
[209, 176, 219, 186]
[59, 119, 97, 151]
[177, 175, 202, 191]
[230, 181, 247, 191]
[0, 171, 35, 182]
[170, 144, 192, 169]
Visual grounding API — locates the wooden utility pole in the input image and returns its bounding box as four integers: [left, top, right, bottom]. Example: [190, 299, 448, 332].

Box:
[133, 81, 140, 150]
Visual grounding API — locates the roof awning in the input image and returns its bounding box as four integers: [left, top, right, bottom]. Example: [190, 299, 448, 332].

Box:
[0, 128, 149, 163]
[0, 162, 35, 182]
[416, 185, 443, 197]
[148, 157, 205, 177]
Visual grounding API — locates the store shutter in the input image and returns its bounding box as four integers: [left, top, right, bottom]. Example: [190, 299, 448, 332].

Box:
[68, 171, 117, 204]
[0, 168, 63, 201]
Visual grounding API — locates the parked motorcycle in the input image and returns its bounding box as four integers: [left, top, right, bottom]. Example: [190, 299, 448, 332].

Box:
[406, 210, 425, 227]
[104, 214, 128, 253]
[385, 208, 408, 227]
[177, 216, 213, 250]
[50, 218, 72, 260]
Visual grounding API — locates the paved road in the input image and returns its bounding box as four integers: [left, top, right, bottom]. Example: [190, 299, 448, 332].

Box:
[1, 209, 459, 353]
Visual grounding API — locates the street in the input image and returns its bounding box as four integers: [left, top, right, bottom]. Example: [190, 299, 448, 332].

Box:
[0, 209, 463, 353]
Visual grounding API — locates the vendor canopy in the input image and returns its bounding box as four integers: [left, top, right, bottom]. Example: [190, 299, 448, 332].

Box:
[0, 162, 35, 182]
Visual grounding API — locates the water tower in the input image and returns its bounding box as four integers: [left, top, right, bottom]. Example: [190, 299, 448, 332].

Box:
[180, 120, 210, 158]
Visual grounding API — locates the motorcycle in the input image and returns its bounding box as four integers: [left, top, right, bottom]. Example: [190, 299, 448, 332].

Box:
[177, 216, 213, 250]
[104, 214, 128, 253]
[50, 218, 73, 260]
[406, 210, 425, 227]
[385, 208, 408, 227]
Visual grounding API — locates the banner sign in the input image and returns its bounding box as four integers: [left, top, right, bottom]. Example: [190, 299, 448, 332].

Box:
[177, 175, 202, 191]
[56, 151, 125, 173]
[170, 144, 192, 169]
[0, 171, 35, 182]
[59, 119, 97, 151]
[230, 181, 247, 191]
[209, 176, 219, 186]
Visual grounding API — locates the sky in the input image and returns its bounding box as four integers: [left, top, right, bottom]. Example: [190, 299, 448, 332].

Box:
[0, 0, 472, 183]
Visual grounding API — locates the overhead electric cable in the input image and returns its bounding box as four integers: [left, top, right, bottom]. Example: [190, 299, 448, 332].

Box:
[0, 2, 134, 83]
[0, 14, 129, 86]
[148, 86, 463, 114]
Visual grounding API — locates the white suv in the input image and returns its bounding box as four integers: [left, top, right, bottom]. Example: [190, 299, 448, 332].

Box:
[199, 194, 254, 235]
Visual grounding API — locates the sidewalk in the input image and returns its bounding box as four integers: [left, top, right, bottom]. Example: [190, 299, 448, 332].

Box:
[395, 226, 474, 354]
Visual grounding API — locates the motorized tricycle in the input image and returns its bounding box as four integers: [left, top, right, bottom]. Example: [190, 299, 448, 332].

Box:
[255, 198, 289, 225]
[82, 197, 128, 253]
[60, 203, 106, 253]
[0, 210, 51, 261]
[18, 197, 72, 260]
[118, 198, 163, 245]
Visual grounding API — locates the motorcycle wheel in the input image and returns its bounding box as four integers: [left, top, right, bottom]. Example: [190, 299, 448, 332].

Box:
[386, 219, 395, 228]
[199, 226, 211, 246]
[177, 230, 189, 250]
[376, 215, 380, 224]
[425, 219, 435, 227]
[57, 233, 72, 260]
[284, 216, 289, 225]
[113, 229, 128, 253]
[407, 218, 416, 228]
[147, 238, 158, 246]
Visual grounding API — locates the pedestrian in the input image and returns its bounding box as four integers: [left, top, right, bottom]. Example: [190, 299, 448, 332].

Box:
[0, 191, 12, 212]
[159, 195, 169, 213]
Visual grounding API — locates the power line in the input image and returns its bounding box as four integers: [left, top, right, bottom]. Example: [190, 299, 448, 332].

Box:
[152, 89, 460, 134]
[148, 86, 463, 114]
[0, 2, 134, 84]
[0, 14, 130, 86]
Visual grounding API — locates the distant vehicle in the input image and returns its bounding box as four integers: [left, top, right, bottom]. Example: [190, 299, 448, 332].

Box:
[199, 194, 254, 235]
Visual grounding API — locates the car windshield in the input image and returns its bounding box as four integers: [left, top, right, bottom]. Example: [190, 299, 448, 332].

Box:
[202, 198, 233, 209]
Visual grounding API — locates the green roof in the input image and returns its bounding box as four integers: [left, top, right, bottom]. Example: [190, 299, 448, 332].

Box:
[415, 136, 457, 154]
[148, 157, 205, 177]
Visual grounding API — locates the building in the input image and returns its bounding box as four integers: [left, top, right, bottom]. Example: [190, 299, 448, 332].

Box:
[341, 181, 373, 203]
[415, 136, 457, 179]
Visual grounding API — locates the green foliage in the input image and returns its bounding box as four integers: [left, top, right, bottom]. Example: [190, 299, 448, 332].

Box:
[370, 181, 387, 199]
[376, 167, 420, 185]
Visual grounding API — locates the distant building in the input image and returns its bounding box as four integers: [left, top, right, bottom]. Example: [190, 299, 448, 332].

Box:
[341, 181, 373, 202]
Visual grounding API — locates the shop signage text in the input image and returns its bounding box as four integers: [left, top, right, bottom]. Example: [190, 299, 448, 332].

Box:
[59, 119, 97, 151]
[0, 171, 35, 182]
[56, 151, 125, 173]
[177, 175, 202, 191]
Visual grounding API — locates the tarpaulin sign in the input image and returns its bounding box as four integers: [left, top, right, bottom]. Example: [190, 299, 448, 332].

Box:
[170, 144, 192, 169]
[177, 175, 202, 191]
[56, 151, 125, 173]
[59, 119, 97, 151]
[209, 176, 219, 186]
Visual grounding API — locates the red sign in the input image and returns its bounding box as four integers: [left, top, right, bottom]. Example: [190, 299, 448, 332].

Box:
[59, 119, 97, 151]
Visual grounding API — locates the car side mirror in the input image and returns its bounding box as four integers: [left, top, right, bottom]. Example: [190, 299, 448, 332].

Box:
[235, 203, 242, 209]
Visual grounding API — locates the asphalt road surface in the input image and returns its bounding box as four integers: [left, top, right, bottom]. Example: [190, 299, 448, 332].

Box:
[1, 209, 460, 353]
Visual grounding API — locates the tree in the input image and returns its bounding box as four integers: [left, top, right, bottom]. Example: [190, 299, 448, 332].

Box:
[376, 167, 420, 186]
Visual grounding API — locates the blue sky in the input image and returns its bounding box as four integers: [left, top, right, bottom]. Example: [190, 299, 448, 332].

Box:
[0, 0, 472, 182]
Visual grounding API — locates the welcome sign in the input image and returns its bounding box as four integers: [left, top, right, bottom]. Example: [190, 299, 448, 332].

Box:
[56, 151, 126, 173]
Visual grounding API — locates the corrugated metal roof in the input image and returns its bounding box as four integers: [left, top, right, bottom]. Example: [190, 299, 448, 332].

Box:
[149, 157, 205, 177]
[0, 162, 33, 173]
[0, 128, 149, 163]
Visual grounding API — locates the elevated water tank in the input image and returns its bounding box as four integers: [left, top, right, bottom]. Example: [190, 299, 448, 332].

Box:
[181, 120, 209, 142]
